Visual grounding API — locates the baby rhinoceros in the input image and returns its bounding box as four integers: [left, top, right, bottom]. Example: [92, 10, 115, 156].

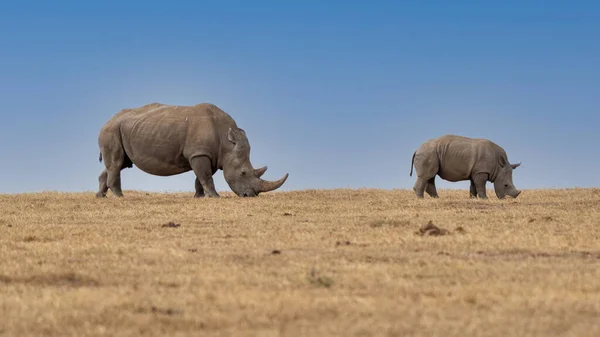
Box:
[409, 135, 521, 199]
[96, 102, 289, 198]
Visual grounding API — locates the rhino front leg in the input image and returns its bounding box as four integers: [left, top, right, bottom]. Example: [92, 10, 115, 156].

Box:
[96, 169, 109, 198]
[194, 178, 205, 198]
[425, 177, 439, 198]
[469, 180, 477, 198]
[472, 173, 488, 199]
[413, 177, 428, 198]
[190, 156, 219, 198]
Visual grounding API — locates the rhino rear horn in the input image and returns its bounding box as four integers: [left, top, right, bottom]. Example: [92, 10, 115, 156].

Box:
[254, 166, 268, 178]
[258, 173, 289, 193]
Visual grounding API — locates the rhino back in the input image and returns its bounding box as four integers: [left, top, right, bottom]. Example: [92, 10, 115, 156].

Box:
[117, 103, 233, 176]
[436, 135, 501, 182]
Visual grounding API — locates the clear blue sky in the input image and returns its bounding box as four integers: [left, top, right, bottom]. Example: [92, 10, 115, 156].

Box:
[1, 1, 599, 194]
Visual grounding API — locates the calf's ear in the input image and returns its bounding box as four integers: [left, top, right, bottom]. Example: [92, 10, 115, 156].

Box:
[511, 162, 521, 170]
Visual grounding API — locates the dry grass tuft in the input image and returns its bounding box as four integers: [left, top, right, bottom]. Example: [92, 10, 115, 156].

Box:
[416, 220, 450, 236]
[0, 272, 100, 287]
[161, 221, 181, 228]
[1, 188, 600, 336]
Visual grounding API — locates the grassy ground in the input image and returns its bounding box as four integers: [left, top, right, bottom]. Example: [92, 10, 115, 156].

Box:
[1, 188, 600, 337]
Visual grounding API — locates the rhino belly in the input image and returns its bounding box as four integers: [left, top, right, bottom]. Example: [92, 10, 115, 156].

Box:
[435, 138, 481, 182]
[438, 170, 469, 182]
[438, 162, 472, 182]
[120, 115, 196, 176]
[132, 156, 191, 176]
[124, 140, 192, 177]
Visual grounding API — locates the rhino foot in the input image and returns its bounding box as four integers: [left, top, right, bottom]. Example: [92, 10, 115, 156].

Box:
[194, 193, 220, 198]
[197, 191, 220, 198]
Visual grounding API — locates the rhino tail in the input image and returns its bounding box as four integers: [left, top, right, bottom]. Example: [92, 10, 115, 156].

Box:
[410, 152, 415, 176]
[99, 152, 103, 163]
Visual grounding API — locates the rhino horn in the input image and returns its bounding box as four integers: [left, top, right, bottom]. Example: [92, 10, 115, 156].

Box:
[511, 162, 521, 169]
[254, 166, 268, 178]
[257, 173, 289, 193]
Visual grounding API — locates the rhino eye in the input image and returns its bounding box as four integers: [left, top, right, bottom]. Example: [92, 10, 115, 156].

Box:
[241, 171, 246, 176]
[504, 184, 508, 188]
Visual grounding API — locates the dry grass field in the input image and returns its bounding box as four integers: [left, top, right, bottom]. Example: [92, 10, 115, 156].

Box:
[1, 188, 600, 337]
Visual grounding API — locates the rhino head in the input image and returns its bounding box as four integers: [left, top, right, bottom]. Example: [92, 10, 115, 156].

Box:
[493, 161, 521, 199]
[222, 128, 288, 197]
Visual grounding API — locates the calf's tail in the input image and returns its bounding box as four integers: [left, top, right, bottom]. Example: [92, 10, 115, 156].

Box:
[410, 152, 415, 176]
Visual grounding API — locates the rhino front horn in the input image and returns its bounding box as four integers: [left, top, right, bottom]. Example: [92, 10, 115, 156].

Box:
[254, 166, 268, 178]
[258, 173, 289, 193]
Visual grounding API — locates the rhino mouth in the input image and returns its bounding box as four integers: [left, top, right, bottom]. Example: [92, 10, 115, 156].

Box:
[241, 190, 257, 197]
[228, 173, 289, 197]
[498, 190, 521, 199]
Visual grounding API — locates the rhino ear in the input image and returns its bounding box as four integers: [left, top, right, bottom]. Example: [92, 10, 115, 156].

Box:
[511, 162, 521, 170]
[228, 128, 242, 144]
[227, 128, 237, 144]
[228, 127, 249, 146]
[498, 156, 508, 168]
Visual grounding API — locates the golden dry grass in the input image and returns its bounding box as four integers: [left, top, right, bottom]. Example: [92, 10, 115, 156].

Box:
[1, 188, 600, 336]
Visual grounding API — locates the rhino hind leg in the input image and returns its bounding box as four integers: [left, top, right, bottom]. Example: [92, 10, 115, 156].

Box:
[106, 169, 124, 197]
[425, 177, 439, 198]
[472, 173, 489, 199]
[99, 143, 127, 197]
[194, 177, 205, 198]
[96, 169, 109, 198]
[469, 180, 477, 198]
[190, 156, 219, 198]
[413, 177, 428, 198]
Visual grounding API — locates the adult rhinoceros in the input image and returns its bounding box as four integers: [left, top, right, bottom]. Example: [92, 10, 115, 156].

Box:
[409, 134, 521, 199]
[96, 102, 288, 198]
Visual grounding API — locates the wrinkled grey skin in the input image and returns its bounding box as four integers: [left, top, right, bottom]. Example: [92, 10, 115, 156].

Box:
[410, 135, 521, 199]
[96, 102, 288, 198]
